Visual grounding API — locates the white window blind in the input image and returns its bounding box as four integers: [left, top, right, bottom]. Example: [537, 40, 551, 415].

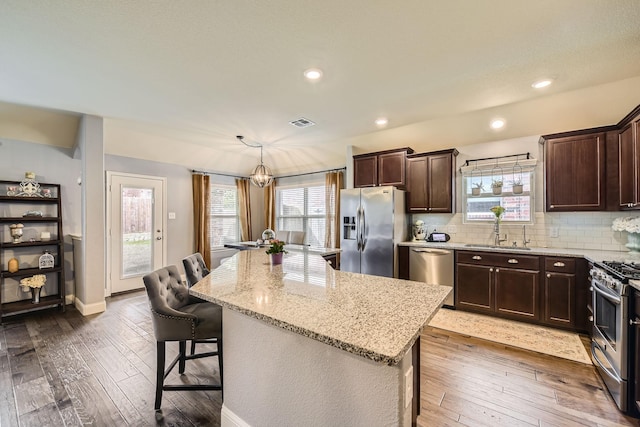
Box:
[276, 183, 327, 246]
[209, 184, 239, 248]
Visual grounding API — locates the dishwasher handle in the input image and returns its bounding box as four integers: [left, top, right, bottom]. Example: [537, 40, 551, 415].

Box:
[410, 248, 452, 256]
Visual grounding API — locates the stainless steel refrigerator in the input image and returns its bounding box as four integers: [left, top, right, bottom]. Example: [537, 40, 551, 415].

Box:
[340, 186, 407, 278]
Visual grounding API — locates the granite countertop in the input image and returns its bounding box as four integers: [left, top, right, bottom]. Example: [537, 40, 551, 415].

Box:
[398, 240, 640, 264]
[189, 250, 450, 365]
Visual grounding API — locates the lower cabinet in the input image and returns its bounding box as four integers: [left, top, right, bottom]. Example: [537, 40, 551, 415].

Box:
[322, 253, 339, 270]
[456, 251, 540, 322]
[541, 257, 576, 328]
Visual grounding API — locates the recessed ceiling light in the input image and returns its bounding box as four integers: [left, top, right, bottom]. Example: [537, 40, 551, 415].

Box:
[375, 117, 388, 127]
[303, 68, 323, 80]
[532, 79, 552, 89]
[490, 119, 505, 130]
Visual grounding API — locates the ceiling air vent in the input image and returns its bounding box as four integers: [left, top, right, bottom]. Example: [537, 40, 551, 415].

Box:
[289, 117, 316, 128]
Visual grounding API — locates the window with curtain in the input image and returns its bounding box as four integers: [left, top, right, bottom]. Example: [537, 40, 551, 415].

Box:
[210, 184, 240, 247]
[276, 182, 329, 246]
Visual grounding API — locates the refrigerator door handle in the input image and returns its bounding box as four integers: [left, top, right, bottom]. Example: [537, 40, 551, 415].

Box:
[360, 206, 366, 251]
[356, 205, 362, 250]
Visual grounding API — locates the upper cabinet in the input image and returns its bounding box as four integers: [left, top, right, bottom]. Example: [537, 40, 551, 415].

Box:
[618, 110, 640, 210]
[541, 131, 607, 212]
[541, 103, 640, 212]
[406, 149, 458, 213]
[353, 147, 413, 188]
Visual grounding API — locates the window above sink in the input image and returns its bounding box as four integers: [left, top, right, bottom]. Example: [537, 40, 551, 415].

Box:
[461, 157, 536, 225]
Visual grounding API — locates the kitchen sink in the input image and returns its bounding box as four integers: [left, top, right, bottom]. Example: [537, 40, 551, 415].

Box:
[464, 243, 531, 251]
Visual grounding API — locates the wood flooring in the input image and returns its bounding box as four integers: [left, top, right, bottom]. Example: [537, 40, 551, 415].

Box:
[0, 290, 638, 426]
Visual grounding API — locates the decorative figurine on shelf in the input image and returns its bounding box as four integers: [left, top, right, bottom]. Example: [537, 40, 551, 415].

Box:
[18, 172, 43, 197]
[39, 250, 55, 269]
[9, 223, 24, 243]
[8, 257, 19, 273]
[20, 274, 46, 303]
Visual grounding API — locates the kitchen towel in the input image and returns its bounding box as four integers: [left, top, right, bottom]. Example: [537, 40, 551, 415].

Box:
[428, 308, 592, 365]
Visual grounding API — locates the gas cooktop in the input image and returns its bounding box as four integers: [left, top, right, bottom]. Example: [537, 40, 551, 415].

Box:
[599, 261, 640, 281]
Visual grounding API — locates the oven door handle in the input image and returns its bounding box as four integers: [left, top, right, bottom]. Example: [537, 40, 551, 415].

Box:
[592, 281, 621, 304]
[591, 341, 623, 383]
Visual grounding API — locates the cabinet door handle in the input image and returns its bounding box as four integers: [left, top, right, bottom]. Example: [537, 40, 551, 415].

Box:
[553, 262, 565, 267]
[495, 268, 500, 272]
[472, 255, 482, 260]
[630, 319, 640, 326]
[489, 267, 494, 272]
[550, 205, 555, 209]
[508, 258, 518, 264]
[547, 273, 551, 278]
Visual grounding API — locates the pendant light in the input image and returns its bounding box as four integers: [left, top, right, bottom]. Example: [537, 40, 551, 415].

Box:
[236, 136, 274, 188]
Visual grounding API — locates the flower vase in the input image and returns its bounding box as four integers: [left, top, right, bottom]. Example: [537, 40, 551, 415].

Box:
[270, 253, 283, 265]
[626, 232, 640, 252]
[31, 287, 42, 304]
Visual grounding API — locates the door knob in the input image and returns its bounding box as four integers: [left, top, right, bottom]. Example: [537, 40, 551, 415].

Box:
[156, 237, 162, 240]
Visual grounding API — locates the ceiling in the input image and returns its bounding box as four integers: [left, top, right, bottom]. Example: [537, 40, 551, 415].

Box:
[1, 1, 640, 176]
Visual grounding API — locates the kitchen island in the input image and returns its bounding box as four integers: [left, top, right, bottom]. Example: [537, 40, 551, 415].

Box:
[190, 249, 450, 427]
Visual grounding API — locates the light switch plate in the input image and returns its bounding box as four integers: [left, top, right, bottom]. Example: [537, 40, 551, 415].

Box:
[168, 212, 176, 220]
[404, 365, 413, 409]
[550, 226, 559, 238]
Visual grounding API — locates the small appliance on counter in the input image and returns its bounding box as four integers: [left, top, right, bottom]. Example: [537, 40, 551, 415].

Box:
[427, 231, 451, 242]
[412, 220, 426, 241]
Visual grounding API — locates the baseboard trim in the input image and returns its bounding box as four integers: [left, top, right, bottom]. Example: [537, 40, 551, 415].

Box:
[65, 294, 75, 306]
[74, 298, 106, 316]
[221, 404, 250, 427]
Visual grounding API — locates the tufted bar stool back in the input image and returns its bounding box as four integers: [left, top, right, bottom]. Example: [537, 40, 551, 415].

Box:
[182, 253, 218, 355]
[182, 252, 210, 288]
[143, 265, 223, 410]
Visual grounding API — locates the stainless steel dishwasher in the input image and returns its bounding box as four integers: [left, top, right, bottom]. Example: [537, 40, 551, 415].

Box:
[409, 248, 454, 307]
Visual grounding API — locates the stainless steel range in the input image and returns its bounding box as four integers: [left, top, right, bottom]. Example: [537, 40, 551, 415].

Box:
[590, 261, 639, 412]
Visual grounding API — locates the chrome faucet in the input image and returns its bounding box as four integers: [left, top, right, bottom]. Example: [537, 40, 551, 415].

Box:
[522, 225, 531, 247]
[493, 221, 507, 246]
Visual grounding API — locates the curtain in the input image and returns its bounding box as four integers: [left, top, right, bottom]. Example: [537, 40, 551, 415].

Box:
[192, 173, 211, 267]
[264, 179, 276, 231]
[236, 178, 252, 241]
[324, 171, 343, 248]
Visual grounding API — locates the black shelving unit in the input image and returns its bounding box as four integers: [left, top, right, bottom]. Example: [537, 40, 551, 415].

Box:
[0, 180, 66, 320]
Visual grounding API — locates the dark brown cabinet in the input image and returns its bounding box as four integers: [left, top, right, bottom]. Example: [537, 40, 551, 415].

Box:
[456, 251, 540, 322]
[542, 131, 607, 212]
[406, 149, 458, 213]
[542, 257, 576, 328]
[353, 147, 413, 188]
[618, 118, 640, 209]
[397, 245, 409, 280]
[322, 253, 339, 270]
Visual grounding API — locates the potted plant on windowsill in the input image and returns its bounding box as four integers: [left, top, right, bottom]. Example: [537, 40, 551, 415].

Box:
[471, 182, 484, 196]
[491, 180, 503, 195]
[512, 179, 523, 195]
[265, 239, 288, 265]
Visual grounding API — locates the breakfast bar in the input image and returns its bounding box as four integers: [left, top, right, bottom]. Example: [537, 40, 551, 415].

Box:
[190, 250, 451, 427]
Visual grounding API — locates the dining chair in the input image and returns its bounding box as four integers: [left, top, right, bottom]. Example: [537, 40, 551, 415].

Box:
[275, 230, 290, 242]
[142, 265, 223, 410]
[182, 253, 218, 355]
[288, 231, 306, 245]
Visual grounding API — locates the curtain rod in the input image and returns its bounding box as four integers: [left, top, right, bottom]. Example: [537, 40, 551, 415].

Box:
[193, 167, 346, 180]
[464, 152, 531, 167]
[191, 170, 246, 179]
[277, 167, 346, 179]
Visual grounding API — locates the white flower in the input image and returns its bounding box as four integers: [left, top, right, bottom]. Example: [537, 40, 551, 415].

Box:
[20, 274, 46, 291]
[612, 217, 640, 233]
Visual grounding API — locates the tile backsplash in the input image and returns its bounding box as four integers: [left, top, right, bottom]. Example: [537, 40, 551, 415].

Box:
[412, 212, 640, 252]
